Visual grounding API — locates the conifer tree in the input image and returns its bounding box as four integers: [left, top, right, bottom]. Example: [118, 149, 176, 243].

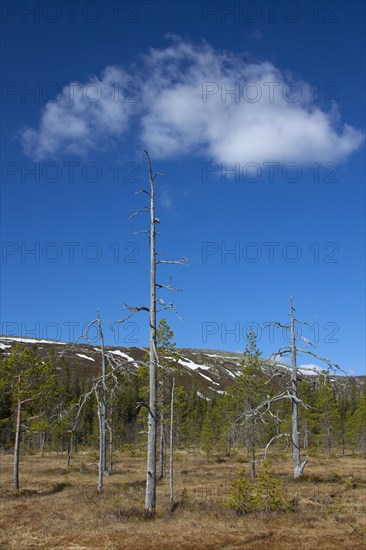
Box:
[201, 409, 215, 461]
[156, 318, 177, 479]
[230, 328, 268, 477]
[0, 345, 58, 490]
[315, 377, 340, 456]
[347, 390, 366, 457]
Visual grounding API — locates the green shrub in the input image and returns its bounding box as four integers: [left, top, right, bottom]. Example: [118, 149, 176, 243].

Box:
[226, 462, 289, 515]
[254, 461, 289, 512]
[226, 467, 255, 515]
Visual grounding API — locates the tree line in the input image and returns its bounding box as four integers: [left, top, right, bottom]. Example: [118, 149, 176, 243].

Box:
[0, 320, 365, 496]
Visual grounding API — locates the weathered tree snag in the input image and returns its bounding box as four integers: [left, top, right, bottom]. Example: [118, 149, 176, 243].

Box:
[98, 310, 108, 476]
[169, 377, 175, 507]
[290, 295, 305, 479]
[13, 396, 21, 490]
[109, 399, 114, 473]
[158, 421, 166, 480]
[266, 294, 341, 478]
[250, 422, 256, 479]
[95, 311, 108, 492]
[145, 149, 158, 516]
[126, 150, 186, 513]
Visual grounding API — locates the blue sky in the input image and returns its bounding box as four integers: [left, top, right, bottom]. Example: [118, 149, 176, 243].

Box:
[1, 1, 365, 374]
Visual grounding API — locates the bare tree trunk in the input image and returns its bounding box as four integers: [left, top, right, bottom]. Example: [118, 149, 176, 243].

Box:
[97, 310, 108, 476]
[66, 434, 73, 467]
[169, 378, 175, 507]
[145, 149, 157, 515]
[158, 421, 165, 480]
[303, 421, 309, 450]
[250, 422, 256, 479]
[13, 398, 21, 491]
[97, 405, 103, 493]
[109, 401, 114, 474]
[290, 295, 308, 478]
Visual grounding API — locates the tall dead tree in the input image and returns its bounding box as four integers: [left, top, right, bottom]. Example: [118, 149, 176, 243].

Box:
[122, 149, 187, 515]
[289, 295, 303, 478]
[97, 310, 108, 477]
[146, 149, 158, 514]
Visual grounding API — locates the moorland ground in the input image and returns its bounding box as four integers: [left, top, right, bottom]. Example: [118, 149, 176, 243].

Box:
[0, 449, 365, 549]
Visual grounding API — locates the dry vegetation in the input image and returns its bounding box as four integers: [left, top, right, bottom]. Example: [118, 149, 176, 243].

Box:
[0, 449, 365, 549]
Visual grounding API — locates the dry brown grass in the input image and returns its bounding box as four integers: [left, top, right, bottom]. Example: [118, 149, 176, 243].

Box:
[0, 449, 365, 549]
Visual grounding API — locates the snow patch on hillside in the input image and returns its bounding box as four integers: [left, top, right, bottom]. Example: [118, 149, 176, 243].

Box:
[205, 353, 241, 362]
[178, 357, 201, 370]
[196, 391, 209, 400]
[0, 336, 65, 345]
[0, 343, 12, 349]
[76, 353, 95, 362]
[108, 350, 135, 362]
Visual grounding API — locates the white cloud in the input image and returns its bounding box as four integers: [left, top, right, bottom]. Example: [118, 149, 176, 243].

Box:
[22, 66, 139, 160]
[21, 37, 364, 164]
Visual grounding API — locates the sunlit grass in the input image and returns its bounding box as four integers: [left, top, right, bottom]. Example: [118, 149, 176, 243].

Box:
[0, 449, 365, 549]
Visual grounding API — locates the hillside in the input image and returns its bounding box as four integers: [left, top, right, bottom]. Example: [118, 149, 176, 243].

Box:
[0, 336, 364, 398]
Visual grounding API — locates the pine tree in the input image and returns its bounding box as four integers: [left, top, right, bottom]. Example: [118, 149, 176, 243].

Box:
[226, 467, 254, 515]
[156, 318, 177, 479]
[229, 328, 269, 477]
[315, 377, 340, 456]
[255, 461, 287, 512]
[201, 409, 215, 461]
[347, 390, 366, 457]
[0, 345, 58, 490]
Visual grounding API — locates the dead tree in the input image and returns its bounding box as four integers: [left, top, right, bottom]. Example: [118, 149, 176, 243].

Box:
[120, 149, 187, 515]
[81, 312, 138, 491]
[169, 377, 175, 507]
[68, 350, 135, 490]
[266, 294, 342, 478]
[82, 312, 108, 492]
